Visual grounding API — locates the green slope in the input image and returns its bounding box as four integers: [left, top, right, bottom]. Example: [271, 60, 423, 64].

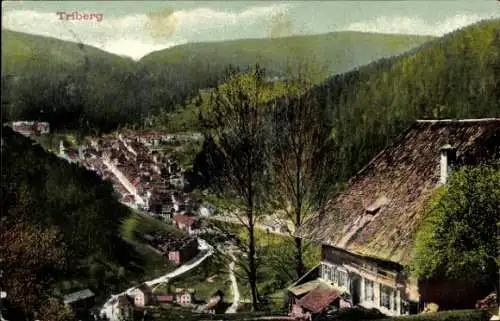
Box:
[141, 31, 435, 82]
[314, 19, 500, 182]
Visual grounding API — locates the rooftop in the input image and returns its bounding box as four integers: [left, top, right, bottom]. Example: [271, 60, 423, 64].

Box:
[173, 214, 196, 226]
[296, 282, 342, 313]
[289, 279, 324, 297]
[297, 118, 500, 265]
[63, 289, 95, 304]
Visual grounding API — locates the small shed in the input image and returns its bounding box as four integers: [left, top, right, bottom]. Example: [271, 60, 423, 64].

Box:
[63, 289, 95, 312]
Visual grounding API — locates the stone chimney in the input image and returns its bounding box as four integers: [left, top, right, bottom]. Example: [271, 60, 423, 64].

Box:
[440, 144, 456, 184]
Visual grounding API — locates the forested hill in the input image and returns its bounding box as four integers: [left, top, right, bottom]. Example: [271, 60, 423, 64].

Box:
[1, 29, 152, 133]
[141, 31, 434, 85]
[314, 19, 500, 182]
[1, 28, 433, 134]
[1, 29, 189, 133]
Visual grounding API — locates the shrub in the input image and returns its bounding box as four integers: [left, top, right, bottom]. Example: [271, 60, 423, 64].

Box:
[379, 309, 491, 321]
[328, 307, 386, 320]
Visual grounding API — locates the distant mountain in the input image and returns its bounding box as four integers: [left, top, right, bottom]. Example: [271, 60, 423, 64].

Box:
[1, 29, 435, 133]
[1, 29, 135, 75]
[141, 31, 435, 85]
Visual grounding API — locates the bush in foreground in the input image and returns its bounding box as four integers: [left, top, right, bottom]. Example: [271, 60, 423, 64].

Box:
[379, 309, 491, 321]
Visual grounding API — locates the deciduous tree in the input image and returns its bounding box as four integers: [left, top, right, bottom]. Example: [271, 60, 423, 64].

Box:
[269, 61, 331, 277]
[412, 164, 500, 304]
[200, 65, 273, 310]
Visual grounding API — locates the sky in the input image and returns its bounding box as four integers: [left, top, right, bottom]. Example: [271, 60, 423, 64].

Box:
[2, 1, 499, 60]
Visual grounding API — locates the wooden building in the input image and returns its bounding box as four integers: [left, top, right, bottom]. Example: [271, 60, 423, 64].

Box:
[63, 289, 95, 312]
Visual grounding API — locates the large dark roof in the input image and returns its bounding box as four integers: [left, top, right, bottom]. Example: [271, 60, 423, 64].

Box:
[297, 119, 500, 265]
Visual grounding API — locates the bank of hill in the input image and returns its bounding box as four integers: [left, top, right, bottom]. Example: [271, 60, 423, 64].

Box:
[312, 19, 500, 183]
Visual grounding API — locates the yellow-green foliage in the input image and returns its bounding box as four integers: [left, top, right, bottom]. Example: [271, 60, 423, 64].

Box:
[121, 211, 184, 243]
[412, 165, 500, 279]
[236, 225, 320, 297]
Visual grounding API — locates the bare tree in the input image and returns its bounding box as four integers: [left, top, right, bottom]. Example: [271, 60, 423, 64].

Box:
[269, 62, 331, 277]
[200, 65, 273, 311]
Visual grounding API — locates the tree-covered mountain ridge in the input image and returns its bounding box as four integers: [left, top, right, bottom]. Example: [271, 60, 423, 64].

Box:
[309, 19, 499, 182]
[1, 27, 434, 134]
[140, 30, 434, 77]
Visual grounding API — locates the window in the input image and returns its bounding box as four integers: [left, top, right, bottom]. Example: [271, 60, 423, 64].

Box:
[329, 266, 336, 283]
[322, 264, 332, 281]
[338, 271, 348, 288]
[380, 285, 392, 309]
[364, 279, 374, 302]
[392, 290, 398, 311]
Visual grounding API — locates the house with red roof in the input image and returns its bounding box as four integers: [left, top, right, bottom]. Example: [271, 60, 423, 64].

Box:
[145, 232, 199, 265]
[155, 293, 174, 305]
[172, 214, 198, 235]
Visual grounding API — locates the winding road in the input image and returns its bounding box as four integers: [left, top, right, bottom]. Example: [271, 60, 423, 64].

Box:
[99, 238, 214, 321]
[209, 215, 293, 236]
[225, 249, 240, 314]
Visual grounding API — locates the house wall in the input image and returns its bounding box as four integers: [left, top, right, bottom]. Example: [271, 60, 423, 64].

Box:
[321, 245, 492, 314]
[321, 245, 411, 316]
[68, 296, 95, 312]
[169, 251, 181, 265]
[176, 293, 191, 305]
[135, 292, 145, 307]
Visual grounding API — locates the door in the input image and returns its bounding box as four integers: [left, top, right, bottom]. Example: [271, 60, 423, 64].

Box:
[351, 276, 361, 306]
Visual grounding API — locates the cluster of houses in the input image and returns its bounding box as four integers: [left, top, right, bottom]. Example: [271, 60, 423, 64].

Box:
[9, 122, 289, 239]
[110, 283, 225, 320]
[143, 232, 199, 265]
[63, 282, 224, 320]
[287, 119, 500, 319]
[53, 130, 216, 229]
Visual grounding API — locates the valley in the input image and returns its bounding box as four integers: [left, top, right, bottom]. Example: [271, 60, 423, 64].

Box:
[1, 5, 499, 321]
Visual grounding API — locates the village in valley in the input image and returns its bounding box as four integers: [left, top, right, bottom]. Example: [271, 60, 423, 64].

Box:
[8, 120, 289, 320]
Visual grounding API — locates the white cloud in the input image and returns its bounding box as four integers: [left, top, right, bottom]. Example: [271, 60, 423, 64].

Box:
[1, 4, 292, 60]
[343, 14, 499, 36]
[2, 4, 497, 60]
